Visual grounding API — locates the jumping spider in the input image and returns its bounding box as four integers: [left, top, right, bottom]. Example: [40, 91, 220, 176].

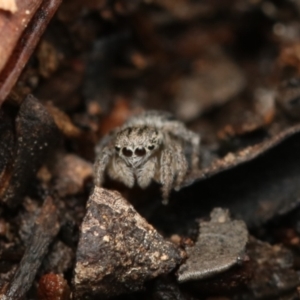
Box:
[94, 111, 200, 204]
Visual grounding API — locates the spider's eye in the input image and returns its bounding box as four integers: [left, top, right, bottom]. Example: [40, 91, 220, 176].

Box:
[135, 148, 146, 156]
[148, 145, 155, 150]
[122, 148, 133, 157]
[115, 146, 121, 152]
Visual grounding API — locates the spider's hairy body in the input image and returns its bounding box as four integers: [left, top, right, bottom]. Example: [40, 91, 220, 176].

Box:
[94, 111, 200, 204]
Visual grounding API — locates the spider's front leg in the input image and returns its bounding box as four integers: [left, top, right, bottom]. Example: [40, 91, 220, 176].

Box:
[136, 156, 157, 189]
[188, 132, 200, 171]
[164, 121, 200, 170]
[171, 141, 188, 191]
[108, 157, 135, 188]
[93, 146, 113, 187]
[160, 147, 175, 205]
[94, 132, 117, 187]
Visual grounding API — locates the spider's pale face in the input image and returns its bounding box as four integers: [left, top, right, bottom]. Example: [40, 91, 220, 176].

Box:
[114, 126, 163, 168]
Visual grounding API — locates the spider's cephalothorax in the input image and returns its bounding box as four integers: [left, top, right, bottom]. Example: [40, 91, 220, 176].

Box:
[114, 126, 163, 169]
[94, 111, 200, 204]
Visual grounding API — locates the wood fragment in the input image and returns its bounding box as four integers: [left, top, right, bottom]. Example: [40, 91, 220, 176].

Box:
[0, 0, 42, 73]
[0, 0, 62, 106]
[1, 197, 60, 300]
[1, 94, 59, 208]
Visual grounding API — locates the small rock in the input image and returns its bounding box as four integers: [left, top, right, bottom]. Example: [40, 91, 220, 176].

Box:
[38, 273, 70, 300]
[73, 187, 183, 299]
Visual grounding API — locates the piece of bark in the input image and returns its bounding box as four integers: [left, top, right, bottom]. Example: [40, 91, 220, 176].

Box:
[0, 0, 42, 73]
[1, 196, 60, 300]
[1, 94, 59, 208]
[73, 187, 183, 299]
[178, 208, 248, 282]
[185, 124, 300, 184]
[0, 0, 62, 106]
[18, 197, 41, 247]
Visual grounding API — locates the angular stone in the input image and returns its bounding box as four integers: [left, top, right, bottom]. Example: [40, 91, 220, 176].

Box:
[74, 187, 183, 299]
